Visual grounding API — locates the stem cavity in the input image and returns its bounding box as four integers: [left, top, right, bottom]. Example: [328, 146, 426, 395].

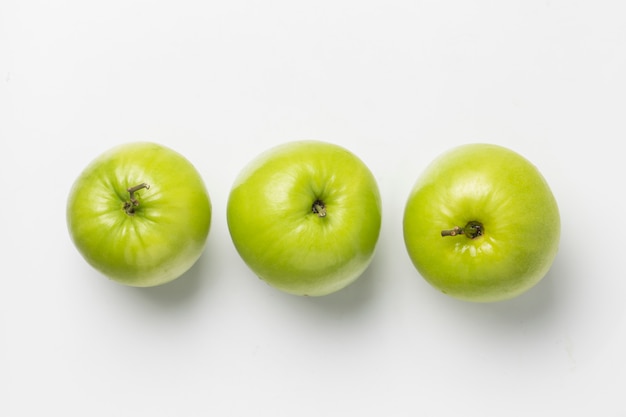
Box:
[441, 221, 484, 239]
[312, 199, 327, 217]
[123, 183, 150, 216]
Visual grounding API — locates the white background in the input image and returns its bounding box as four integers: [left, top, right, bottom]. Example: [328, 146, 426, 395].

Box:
[1, 1, 625, 416]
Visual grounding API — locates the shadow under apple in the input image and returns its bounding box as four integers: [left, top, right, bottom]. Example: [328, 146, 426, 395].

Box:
[130, 251, 211, 309]
[432, 248, 568, 327]
[297, 245, 389, 320]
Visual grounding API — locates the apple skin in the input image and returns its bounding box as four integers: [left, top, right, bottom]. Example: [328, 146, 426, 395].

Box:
[403, 143, 560, 302]
[227, 140, 382, 296]
[66, 142, 211, 287]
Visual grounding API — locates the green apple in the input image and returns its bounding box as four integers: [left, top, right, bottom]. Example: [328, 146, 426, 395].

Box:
[227, 140, 382, 296]
[66, 142, 211, 287]
[403, 143, 560, 302]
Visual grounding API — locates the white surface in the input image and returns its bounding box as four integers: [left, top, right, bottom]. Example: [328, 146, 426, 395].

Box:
[1, 1, 625, 416]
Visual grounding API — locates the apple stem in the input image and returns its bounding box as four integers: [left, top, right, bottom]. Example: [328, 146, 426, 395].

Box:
[441, 226, 464, 237]
[312, 200, 327, 217]
[124, 183, 150, 215]
[441, 221, 484, 239]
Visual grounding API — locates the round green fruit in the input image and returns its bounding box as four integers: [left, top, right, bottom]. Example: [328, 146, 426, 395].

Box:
[403, 143, 560, 302]
[66, 142, 212, 287]
[227, 140, 382, 296]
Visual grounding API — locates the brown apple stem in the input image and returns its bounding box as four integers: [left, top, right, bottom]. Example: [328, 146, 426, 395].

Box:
[124, 183, 150, 215]
[312, 200, 327, 217]
[441, 226, 464, 237]
[441, 221, 484, 239]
